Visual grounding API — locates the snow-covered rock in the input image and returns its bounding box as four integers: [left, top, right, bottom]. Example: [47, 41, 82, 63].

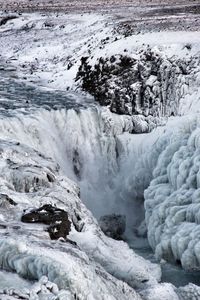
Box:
[0, 12, 199, 121]
[76, 49, 200, 121]
[177, 283, 200, 300]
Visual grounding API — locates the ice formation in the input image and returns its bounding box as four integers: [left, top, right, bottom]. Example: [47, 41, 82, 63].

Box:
[0, 108, 161, 278]
[0, 134, 161, 298]
[117, 114, 200, 273]
[1, 104, 200, 299]
[143, 116, 200, 270]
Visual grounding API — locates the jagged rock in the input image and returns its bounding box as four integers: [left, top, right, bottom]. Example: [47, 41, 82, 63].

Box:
[76, 49, 199, 119]
[99, 214, 126, 239]
[21, 204, 71, 240]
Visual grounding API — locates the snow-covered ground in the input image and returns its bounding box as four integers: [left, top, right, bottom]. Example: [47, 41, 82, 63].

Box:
[0, 12, 199, 115]
[0, 5, 200, 300]
[0, 12, 112, 90]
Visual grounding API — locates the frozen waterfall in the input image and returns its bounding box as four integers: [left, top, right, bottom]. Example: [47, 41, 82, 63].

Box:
[0, 106, 160, 227]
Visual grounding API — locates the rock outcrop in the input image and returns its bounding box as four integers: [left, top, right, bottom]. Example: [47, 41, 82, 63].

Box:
[21, 204, 71, 240]
[76, 48, 200, 121]
[99, 214, 126, 239]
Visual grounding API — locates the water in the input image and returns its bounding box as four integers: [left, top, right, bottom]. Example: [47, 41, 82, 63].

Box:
[0, 66, 94, 116]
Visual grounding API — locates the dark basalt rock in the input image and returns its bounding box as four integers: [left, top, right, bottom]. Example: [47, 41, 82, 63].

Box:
[76, 49, 193, 118]
[99, 214, 126, 240]
[21, 204, 71, 240]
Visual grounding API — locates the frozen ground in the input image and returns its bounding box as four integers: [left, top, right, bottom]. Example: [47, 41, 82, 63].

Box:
[0, 1, 200, 300]
[0, 10, 199, 115]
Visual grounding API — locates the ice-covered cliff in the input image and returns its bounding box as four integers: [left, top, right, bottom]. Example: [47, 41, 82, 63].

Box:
[144, 116, 200, 270]
[116, 113, 200, 272]
[0, 107, 166, 299]
[76, 47, 200, 121]
[0, 137, 156, 299]
[1, 105, 200, 299]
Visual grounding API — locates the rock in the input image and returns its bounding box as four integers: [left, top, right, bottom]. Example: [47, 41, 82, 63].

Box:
[21, 204, 71, 240]
[0, 15, 17, 26]
[99, 214, 126, 239]
[76, 49, 199, 120]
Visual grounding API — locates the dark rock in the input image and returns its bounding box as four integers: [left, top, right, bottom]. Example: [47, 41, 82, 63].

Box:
[76, 49, 194, 119]
[0, 224, 7, 229]
[99, 214, 126, 240]
[21, 204, 71, 240]
[44, 21, 54, 28]
[0, 15, 17, 26]
[73, 149, 82, 179]
[65, 238, 77, 246]
[0, 194, 17, 207]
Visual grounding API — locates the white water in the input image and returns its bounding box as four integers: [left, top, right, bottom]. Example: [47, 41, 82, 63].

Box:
[0, 107, 134, 223]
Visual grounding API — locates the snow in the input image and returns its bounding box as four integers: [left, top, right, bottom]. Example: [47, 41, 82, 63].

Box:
[0, 11, 199, 120]
[0, 12, 112, 90]
[87, 31, 200, 66]
[141, 283, 180, 300]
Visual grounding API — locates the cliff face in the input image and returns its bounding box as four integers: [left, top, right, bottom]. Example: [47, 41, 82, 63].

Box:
[77, 48, 200, 124]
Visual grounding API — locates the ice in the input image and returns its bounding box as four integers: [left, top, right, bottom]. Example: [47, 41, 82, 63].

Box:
[0, 12, 200, 119]
[140, 283, 179, 300]
[0, 136, 157, 298]
[127, 116, 200, 271]
[0, 270, 32, 290]
[0, 238, 141, 299]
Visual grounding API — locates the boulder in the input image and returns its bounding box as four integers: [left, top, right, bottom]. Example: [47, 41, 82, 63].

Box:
[21, 204, 71, 240]
[99, 214, 126, 239]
